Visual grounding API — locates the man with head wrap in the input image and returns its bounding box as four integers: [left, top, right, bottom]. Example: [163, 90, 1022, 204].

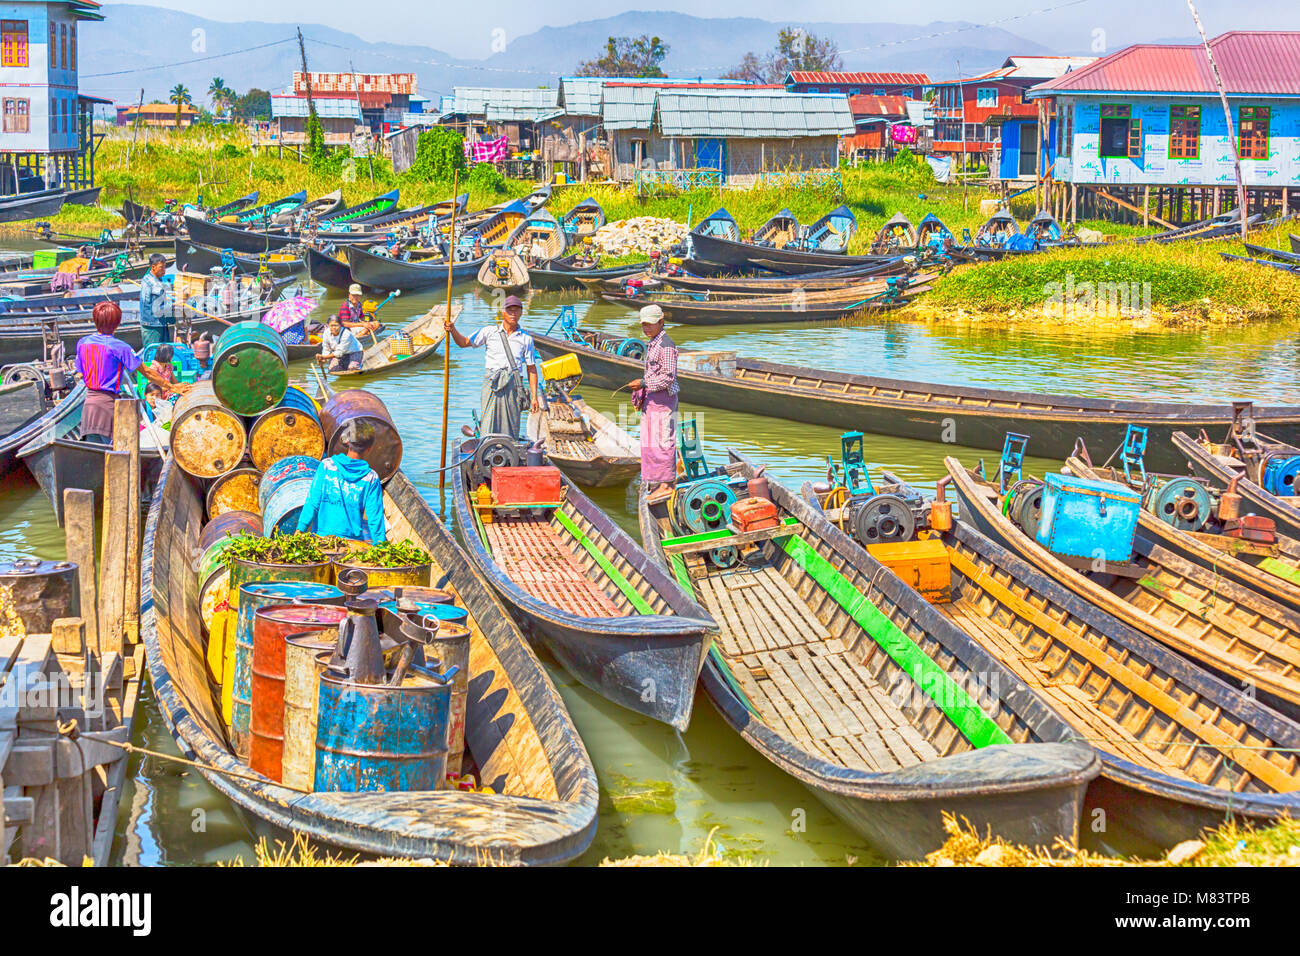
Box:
[295, 420, 387, 543]
[625, 304, 678, 503]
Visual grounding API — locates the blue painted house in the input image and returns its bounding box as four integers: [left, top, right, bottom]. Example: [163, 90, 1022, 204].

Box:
[0, 0, 103, 193]
[1027, 31, 1300, 208]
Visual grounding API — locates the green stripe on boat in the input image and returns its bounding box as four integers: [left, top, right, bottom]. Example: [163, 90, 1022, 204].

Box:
[777, 534, 1013, 749]
[553, 510, 655, 614]
[661, 516, 799, 548]
[1258, 557, 1300, 587]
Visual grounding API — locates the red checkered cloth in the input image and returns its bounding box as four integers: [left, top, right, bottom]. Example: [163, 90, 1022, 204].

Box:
[464, 135, 510, 164]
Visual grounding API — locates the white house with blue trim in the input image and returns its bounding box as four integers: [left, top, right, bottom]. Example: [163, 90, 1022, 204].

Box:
[0, 0, 103, 192]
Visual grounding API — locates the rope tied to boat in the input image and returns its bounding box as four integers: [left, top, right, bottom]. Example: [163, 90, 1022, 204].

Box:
[57, 717, 276, 786]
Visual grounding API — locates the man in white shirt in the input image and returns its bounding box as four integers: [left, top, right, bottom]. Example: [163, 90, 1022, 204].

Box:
[446, 294, 540, 437]
[316, 315, 364, 371]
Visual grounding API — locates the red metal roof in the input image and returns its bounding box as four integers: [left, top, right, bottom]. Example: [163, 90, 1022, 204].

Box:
[602, 82, 783, 89]
[786, 71, 929, 86]
[847, 94, 910, 117]
[1034, 31, 1300, 96]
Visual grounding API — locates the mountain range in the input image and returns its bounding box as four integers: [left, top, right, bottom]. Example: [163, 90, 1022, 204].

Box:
[81, 6, 1058, 105]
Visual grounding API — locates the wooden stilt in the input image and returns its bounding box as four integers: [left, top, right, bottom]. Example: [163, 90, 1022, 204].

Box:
[62, 489, 99, 661]
[112, 400, 141, 644]
[96, 451, 129, 660]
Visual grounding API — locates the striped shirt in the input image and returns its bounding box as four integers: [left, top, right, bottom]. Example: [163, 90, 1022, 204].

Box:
[75, 334, 141, 393]
[643, 331, 678, 395]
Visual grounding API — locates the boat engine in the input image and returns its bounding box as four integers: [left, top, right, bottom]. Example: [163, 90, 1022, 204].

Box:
[1142, 476, 1213, 532]
[826, 432, 928, 548]
[1005, 478, 1046, 539]
[465, 434, 526, 488]
[613, 338, 646, 360]
[850, 494, 917, 545]
[670, 477, 740, 569]
[1260, 454, 1300, 497]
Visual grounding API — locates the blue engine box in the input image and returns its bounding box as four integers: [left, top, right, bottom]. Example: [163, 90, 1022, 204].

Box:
[1035, 472, 1141, 562]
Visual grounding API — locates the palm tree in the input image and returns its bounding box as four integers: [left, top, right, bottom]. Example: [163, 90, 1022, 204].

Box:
[208, 76, 229, 115]
[169, 83, 192, 129]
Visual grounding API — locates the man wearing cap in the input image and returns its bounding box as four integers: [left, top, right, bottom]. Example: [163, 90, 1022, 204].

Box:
[445, 294, 540, 438]
[338, 284, 382, 335]
[139, 253, 172, 350]
[296, 420, 387, 543]
[626, 304, 678, 504]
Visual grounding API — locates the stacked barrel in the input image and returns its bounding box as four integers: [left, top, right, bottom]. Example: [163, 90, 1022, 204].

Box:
[186, 322, 470, 794]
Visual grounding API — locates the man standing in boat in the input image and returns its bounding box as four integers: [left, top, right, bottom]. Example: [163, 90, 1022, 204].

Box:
[139, 253, 172, 350]
[445, 294, 540, 438]
[626, 305, 678, 505]
[338, 283, 382, 335]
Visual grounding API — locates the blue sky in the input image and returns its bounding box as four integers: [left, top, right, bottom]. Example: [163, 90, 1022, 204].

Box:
[103, 0, 1297, 56]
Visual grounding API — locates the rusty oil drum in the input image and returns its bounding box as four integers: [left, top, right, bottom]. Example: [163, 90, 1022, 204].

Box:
[211, 320, 289, 416]
[0, 558, 79, 635]
[170, 381, 247, 479]
[282, 636, 336, 792]
[332, 561, 431, 590]
[318, 389, 402, 482]
[206, 467, 262, 519]
[413, 616, 471, 777]
[248, 395, 325, 473]
[229, 576, 340, 759]
[258, 454, 321, 536]
[314, 664, 452, 793]
[250, 603, 348, 783]
[197, 509, 262, 554]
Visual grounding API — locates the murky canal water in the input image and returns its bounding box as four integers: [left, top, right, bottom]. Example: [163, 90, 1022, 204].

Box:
[4, 244, 1298, 865]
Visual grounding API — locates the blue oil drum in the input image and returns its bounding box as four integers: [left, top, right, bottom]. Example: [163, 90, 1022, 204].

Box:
[231, 580, 344, 760]
[314, 664, 452, 792]
[1261, 456, 1300, 497]
[262, 475, 315, 536]
[257, 455, 321, 514]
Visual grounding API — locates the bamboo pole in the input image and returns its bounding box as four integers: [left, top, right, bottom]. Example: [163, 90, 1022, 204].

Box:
[1186, 0, 1248, 241]
[438, 167, 459, 497]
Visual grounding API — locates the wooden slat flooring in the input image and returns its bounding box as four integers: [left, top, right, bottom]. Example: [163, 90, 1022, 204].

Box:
[485, 516, 622, 618]
[693, 564, 937, 773]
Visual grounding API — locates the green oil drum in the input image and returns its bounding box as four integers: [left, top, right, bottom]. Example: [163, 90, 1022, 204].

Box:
[211, 320, 289, 416]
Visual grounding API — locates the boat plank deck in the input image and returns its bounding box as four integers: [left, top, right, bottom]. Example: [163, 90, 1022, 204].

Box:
[484, 516, 621, 618]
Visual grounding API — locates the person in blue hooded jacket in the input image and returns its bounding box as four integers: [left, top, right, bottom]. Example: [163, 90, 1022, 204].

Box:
[296, 421, 387, 543]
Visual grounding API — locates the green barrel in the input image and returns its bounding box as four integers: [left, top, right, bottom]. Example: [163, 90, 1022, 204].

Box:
[211, 320, 289, 416]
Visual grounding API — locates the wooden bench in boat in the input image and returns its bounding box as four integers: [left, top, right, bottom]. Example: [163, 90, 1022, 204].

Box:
[661, 517, 801, 555]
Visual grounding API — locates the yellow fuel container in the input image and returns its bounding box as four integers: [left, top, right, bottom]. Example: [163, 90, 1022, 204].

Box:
[866, 539, 952, 604]
[542, 352, 582, 383]
[475, 483, 495, 524]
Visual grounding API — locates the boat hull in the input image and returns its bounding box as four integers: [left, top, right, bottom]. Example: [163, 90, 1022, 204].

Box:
[346, 245, 484, 292]
[176, 240, 305, 278]
[0, 190, 66, 224]
[305, 246, 357, 291]
[690, 231, 890, 273]
[186, 216, 302, 253]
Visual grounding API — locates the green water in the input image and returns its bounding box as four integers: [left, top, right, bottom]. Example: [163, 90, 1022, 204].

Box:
[6, 257, 1299, 865]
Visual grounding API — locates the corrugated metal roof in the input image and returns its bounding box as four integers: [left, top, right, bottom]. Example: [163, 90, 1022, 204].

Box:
[1031, 31, 1300, 96]
[786, 71, 929, 86]
[602, 82, 781, 130]
[440, 86, 557, 120]
[558, 77, 607, 116]
[847, 94, 910, 118]
[1001, 56, 1097, 78]
[271, 95, 362, 120]
[652, 91, 854, 138]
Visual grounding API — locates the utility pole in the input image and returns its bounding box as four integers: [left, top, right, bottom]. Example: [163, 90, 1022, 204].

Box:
[349, 59, 374, 184]
[297, 27, 319, 162]
[957, 60, 968, 213]
[1187, 0, 1248, 240]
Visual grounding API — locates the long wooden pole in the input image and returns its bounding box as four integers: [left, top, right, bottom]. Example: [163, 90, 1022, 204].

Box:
[1186, 0, 1248, 240]
[438, 167, 459, 497]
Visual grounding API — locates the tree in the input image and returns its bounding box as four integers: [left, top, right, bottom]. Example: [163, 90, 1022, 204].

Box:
[208, 76, 234, 116]
[168, 83, 192, 129]
[723, 28, 842, 83]
[576, 35, 669, 77]
[229, 88, 271, 122]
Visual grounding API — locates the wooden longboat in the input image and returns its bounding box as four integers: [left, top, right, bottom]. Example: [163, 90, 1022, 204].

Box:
[319, 189, 400, 227]
[279, 188, 344, 224]
[869, 212, 918, 254]
[1065, 452, 1300, 615]
[330, 304, 454, 378]
[0, 253, 168, 296]
[17, 382, 166, 524]
[658, 260, 906, 295]
[346, 245, 485, 292]
[530, 331, 1300, 470]
[477, 249, 530, 294]
[637, 452, 1101, 859]
[304, 245, 357, 291]
[1291, 233, 1300, 255]
[507, 209, 569, 261]
[185, 216, 303, 254]
[452, 439, 714, 730]
[0, 188, 66, 224]
[142, 460, 599, 864]
[689, 207, 739, 245]
[946, 458, 1300, 723]
[751, 209, 800, 247]
[542, 393, 639, 488]
[230, 189, 308, 224]
[596, 277, 927, 326]
[797, 483, 1300, 852]
[798, 205, 857, 252]
[916, 212, 954, 249]
[0, 378, 53, 475]
[1025, 210, 1065, 243]
[559, 197, 605, 239]
[527, 259, 641, 293]
[1174, 429, 1300, 540]
[174, 239, 305, 278]
[974, 210, 1021, 247]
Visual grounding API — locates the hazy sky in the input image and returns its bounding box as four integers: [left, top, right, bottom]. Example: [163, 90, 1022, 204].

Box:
[104, 0, 1296, 56]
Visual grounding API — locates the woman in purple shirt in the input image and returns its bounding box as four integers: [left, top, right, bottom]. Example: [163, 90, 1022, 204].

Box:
[75, 302, 189, 444]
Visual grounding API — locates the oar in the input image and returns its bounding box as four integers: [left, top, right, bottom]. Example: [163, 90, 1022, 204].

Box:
[439, 168, 459, 498]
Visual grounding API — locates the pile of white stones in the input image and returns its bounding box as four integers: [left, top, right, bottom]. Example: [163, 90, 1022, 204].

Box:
[589, 217, 688, 256]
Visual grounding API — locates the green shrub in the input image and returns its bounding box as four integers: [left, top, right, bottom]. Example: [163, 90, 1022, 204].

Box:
[466, 162, 506, 194]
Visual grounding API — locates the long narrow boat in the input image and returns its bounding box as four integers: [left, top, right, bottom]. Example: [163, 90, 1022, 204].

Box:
[452, 438, 714, 729]
[797, 478, 1300, 852]
[230, 189, 308, 224]
[0, 252, 167, 296]
[869, 212, 917, 254]
[559, 196, 605, 239]
[0, 378, 52, 475]
[174, 239, 305, 278]
[526, 259, 642, 293]
[345, 245, 484, 292]
[185, 215, 303, 254]
[541, 391, 639, 488]
[142, 460, 600, 864]
[657, 260, 906, 295]
[974, 209, 1022, 248]
[0, 188, 66, 224]
[318, 188, 400, 227]
[507, 209, 568, 261]
[477, 249, 530, 294]
[304, 244, 357, 291]
[636, 450, 1100, 859]
[280, 188, 344, 223]
[795, 204, 857, 252]
[751, 209, 801, 247]
[1174, 428, 1300, 540]
[531, 330, 1300, 470]
[946, 457, 1300, 723]
[1065, 450, 1300, 615]
[1291, 233, 1300, 255]
[330, 304, 453, 379]
[689, 207, 739, 246]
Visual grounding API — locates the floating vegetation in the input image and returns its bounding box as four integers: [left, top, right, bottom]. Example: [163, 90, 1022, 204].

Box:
[605, 772, 676, 815]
